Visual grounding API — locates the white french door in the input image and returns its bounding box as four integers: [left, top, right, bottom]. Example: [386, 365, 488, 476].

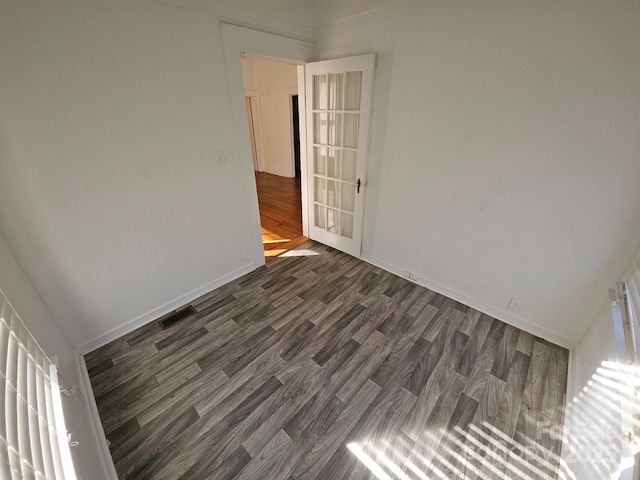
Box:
[305, 54, 375, 257]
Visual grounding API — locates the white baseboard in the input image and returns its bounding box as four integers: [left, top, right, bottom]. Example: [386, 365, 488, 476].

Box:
[75, 352, 119, 480]
[76, 263, 255, 354]
[263, 164, 293, 178]
[360, 253, 575, 348]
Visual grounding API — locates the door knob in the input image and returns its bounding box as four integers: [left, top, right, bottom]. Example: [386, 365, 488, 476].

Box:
[355, 178, 361, 194]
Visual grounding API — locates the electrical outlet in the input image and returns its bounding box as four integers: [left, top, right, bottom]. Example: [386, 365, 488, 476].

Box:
[403, 270, 418, 281]
[507, 297, 523, 313]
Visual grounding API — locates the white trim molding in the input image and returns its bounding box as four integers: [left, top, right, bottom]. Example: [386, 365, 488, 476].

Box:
[77, 263, 255, 354]
[220, 23, 316, 269]
[263, 164, 294, 178]
[361, 253, 575, 348]
[75, 353, 119, 480]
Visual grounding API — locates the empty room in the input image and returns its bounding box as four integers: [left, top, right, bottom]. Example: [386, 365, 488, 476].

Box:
[1, 1, 639, 479]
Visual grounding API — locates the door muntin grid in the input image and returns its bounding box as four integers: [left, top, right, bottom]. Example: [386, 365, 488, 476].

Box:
[312, 71, 362, 239]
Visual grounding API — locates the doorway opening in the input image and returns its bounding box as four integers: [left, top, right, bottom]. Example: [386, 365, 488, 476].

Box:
[240, 56, 308, 261]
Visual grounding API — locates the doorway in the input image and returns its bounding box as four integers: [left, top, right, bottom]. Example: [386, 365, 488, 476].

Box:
[240, 56, 308, 261]
[221, 25, 374, 267]
[292, 94, 301, 179]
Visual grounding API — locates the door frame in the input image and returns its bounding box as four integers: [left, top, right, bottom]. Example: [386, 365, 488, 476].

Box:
[285, 88, 301, 180]
[244, 91, 265, 172]
[221, 23, 315, 267]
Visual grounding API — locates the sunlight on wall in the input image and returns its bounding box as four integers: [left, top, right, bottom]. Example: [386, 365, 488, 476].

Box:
[562, 360, 640, 479]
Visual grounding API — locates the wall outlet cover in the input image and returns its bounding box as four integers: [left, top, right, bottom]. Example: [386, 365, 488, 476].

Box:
[507, 297, 523, 312]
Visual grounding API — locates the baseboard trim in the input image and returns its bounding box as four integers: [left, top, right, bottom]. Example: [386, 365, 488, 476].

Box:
[360, 253, 575, 348]
[76, 263, 256, 354]
[263, 164, 293, 178]
[75, 352, 119, 480]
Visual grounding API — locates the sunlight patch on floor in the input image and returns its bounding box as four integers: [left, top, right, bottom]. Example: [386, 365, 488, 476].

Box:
[343, 360, 640, 479]
[279, 248, 320, 258]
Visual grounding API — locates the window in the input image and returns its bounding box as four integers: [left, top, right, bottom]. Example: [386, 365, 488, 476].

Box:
[0, 289, 77, 480]
[611, 258, 640, 379]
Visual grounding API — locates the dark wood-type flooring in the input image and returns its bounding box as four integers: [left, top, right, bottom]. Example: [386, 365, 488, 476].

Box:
[255, 172, 307, 261]
[86, 241, 569, 480]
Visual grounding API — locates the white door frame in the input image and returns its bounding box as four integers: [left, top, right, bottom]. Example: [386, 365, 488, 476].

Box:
[220, 24, 316, 268]
[243, 90, 265, 172]
[284, 87, 300, 180]
[297, 65, 309, 237]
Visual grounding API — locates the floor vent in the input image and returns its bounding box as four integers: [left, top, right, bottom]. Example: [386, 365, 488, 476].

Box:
[158, 306, 196, 329]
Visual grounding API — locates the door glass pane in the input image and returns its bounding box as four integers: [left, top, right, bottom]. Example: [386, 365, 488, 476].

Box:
[340, 212, 354, 238]
[345, 71, 362, 110]
[314, 176, 326, 204]
[328, 113, 342, 146]
[313, 75, 327, 110]
[326, 180, 339, 208]
[344, 113, 360, 148]
[328, 73, 343, 110]
[314, 204, 326, 228]
[327, 149, 341, 179]
[327, 208, 339, 233]
[314, 147, 326, 175]
[341, 183, 356, 212]
[314, 113, 327, 145]
[342, 150, 357, 182]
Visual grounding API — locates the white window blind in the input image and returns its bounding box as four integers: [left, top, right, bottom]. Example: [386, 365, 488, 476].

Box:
[0, 289, 77, 480]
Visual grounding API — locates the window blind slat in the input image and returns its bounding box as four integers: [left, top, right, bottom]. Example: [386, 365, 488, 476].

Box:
[34, 350, 48, 382]
[43, 382, 64, 480]
[35, 373, 55, 480]
[16, 387, 34, 477]
[6, 448, 23, 480]
[0, 368, 6, 445]
[0, 300, 10, 331]
[27, 409, 45, 480]
[48, 367, 75, 480]
[0, 452, 13, 479]
[17, 348, 36, 476]
[13, 407, 37, 480]
[26, 362, 46, 478]
[14, 317, 31, 356]
[5, 339, 25, 478]
[6, 335, 18, 399]
[0, 321, 9, 389]
[0, 380, 5, 445]
[37, 418, 54, 480]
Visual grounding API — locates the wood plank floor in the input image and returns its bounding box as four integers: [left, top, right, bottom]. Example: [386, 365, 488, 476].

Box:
[255, 172, 307, 262]
[86, 241, 569, 480]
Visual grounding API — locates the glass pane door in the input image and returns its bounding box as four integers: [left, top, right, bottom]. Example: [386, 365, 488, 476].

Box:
[305, 54, 375, 257]
[311, 71, 362, 239]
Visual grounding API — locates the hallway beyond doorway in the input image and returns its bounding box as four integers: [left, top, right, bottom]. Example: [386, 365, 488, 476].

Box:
[256, 172, 307, 261]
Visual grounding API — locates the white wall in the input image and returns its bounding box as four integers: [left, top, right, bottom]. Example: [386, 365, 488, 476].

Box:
[0, 231, 113, 479]
[314, 0, 640, 345]
[163, 0, 315, 41]
[2, 0, 640, 354]
[0, 0, 312, 351]
[242, 58, 299, 177]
